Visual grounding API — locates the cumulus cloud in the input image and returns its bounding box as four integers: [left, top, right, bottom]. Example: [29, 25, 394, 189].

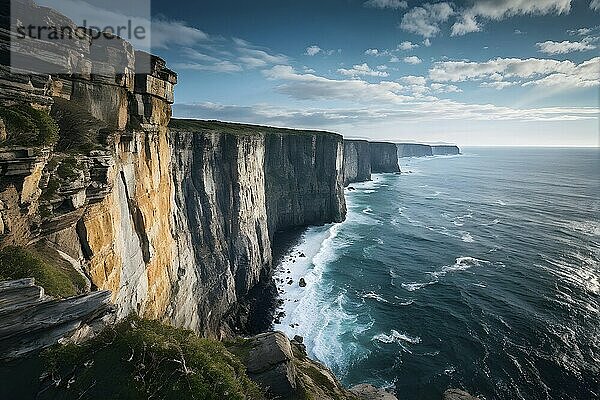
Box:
[401, 75, 427, 85]
[451, 0, 572, 36]
[305, 45, 339, 56]
[305, 45, 322, 56]
[365, 48, 384, 56]
[429, 56, 600, 89]
[364, 0, 408, 9]
[398, 41, 419, 50]
[400, 2, 454, 38]
[338, 63, 390, 77]
[404, 56, 423, 64]
[536, 39, 596, 54]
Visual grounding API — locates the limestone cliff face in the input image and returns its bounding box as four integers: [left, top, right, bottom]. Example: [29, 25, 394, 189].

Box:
[168, 121, 346, 335]
[265, 131, 346, 236]
[369, 142, 400, 173]
[342, 139, 371, 186]
[432, 145, 460, 155]
[397, 143, 433, 158]
[0, 1, 347, 338]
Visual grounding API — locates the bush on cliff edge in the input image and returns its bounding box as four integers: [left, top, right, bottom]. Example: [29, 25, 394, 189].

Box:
[0, 244, 86, 298]
[40, 316, 265, 400]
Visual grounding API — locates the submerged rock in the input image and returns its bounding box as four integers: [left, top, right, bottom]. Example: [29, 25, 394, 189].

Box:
[350, 384, 398, 400]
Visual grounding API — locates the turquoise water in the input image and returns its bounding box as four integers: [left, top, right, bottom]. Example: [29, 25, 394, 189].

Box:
[274, 148, 600, 400]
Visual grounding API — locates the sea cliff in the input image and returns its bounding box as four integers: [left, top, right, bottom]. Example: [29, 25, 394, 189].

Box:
[397, 143, 433, 157]
[369, 142, 400, 173]
[397, 143, 461, 157]
[343, 139, 371, 186]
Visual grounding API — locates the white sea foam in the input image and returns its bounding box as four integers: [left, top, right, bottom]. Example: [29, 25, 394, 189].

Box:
[372, 329, 421, 345]
[362, 291, 389, 303]
[461, 232, 475, 243]
[428, 256, 489, 279]
[496, 200, 507, 206]
[568, 220, 600, 237]
[401, 281, 437, 292]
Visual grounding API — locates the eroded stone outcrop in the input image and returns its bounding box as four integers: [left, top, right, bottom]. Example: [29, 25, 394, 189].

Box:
[0, 278, 115, 360]
[231, 331, 392, 400]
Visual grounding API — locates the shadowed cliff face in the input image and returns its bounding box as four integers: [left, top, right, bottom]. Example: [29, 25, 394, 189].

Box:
[432, 145, 460, 155]
[397, 143, 433, 158]
[168, 121, 347, 336]
[343, 140, 371, 186]
[369, 142, 400, 173]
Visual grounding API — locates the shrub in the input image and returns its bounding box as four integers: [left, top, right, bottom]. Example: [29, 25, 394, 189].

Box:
[0, 104, 59, 146]
[42, 316, 266, 400]
[0, 244, 86, 297]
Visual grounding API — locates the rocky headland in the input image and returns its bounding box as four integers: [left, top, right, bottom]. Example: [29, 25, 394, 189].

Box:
[0, 1, 472, 399]
[397, 143, 460, 157]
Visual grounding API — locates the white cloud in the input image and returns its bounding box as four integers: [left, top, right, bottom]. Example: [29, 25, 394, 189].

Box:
[263, 65, 413, 103]
[591, 0, 600, 11]
[400, 2, 454, 38]
[401, 75, 427, 85]
[404, 56, 423, 64]
[305, 45, 339, 56]
[398, 41, 419, 50]
[431, 83, 462, 92]
[429, 56, 600, 90]
[423, 38, 432, 47]
[451, 0, 572, 36]
[480, 81, 520, 90]
[338, 63, 390, 77]
[536, 39, 596, 54]
[451, 13, 480, 36]
[390, 56, 401, 63]
[174, 39, 288, 73]
[305, 45, 322, 56]
[364, 0, 408, 9]
[365, 48, 385, 56]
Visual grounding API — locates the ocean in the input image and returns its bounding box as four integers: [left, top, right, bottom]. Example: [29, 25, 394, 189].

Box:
[273, 147, 600, 400]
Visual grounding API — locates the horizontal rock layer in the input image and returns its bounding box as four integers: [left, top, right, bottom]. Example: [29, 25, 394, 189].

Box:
[0, 278, 115, 360]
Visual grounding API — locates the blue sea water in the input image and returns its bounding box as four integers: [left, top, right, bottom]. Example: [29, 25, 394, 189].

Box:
[274, 147, 600, 400]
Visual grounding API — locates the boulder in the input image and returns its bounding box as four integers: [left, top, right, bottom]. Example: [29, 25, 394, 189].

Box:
[442, 388, 480, 400]
[350, 384, 398, 400]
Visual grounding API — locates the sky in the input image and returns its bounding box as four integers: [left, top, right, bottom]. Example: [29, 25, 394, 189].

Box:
[46, 0, 600, 146]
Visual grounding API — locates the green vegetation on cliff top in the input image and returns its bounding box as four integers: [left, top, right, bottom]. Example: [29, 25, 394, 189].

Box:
[40, 316, 265, 400]
[0, 104, 59, 147]
[169, 118, 340, 137]
[0, 244, 87, 298]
